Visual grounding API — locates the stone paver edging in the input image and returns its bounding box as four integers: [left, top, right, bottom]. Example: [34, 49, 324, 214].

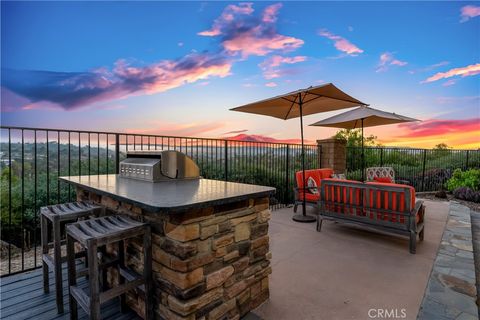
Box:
[418, 202, 478, 320]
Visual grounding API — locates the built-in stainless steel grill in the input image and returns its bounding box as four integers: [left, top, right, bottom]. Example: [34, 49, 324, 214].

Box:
[119, 150, 200, 182]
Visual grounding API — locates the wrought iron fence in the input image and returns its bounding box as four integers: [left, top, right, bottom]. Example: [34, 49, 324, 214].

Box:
[0, 126, 321, 276]
[2, 125, 478, 276]
[346, 146, 480, 191]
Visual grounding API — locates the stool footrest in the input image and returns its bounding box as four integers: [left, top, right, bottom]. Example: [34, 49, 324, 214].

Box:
[119, 266, 146, 293]
[100, 277, 144, 304]
[70, 285, 91, 314]
[99, 256, 119, 269]
[43, 251, 86, 269]
[76, 267, 89, 278]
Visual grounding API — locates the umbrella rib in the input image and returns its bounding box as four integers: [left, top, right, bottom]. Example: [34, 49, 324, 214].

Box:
[282, 95, 299, 120]
[281, 97, 297, 104]
[301, 95, 323, 105]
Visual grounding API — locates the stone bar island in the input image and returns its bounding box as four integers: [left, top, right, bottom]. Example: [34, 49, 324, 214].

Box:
[60, 174, 275, 320]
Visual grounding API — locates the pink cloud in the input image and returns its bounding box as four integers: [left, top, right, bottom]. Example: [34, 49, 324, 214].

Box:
[3, 3, 300, 111]
[127, 121, 226, 137]
[262, 3, 282, 23]
[318, 29, 363, 56]
[397, 118, 480, 138]
[198, 3, 254, 36]
[198, 3, 303, 58]
[3, 52, 233, 110]
[225, 133, 311, 144]
[376, 52, 408, 72]
[265, 82, 277, 87]
[113, 53, 232, 94]
[227, 2, 254, 14]
[460, 5, 480, 22]
[197, 29, 222, 37]
[423, 63, 480, 83]
[408, 61, 449, 74]
[259, 55, 307, 79]
[223, 31, 303, 57]
[391, 59, 407, 66]
[260, 55, 307, 68]
[223, 129, 248, 135]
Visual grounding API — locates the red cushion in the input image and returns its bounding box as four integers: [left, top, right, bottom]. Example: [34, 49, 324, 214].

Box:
[374, 176, 392, 183]
[295, 170, 321, 189]
[320, 180, 420, 224]
[322, 179, 363, 215]
[365, 182, 416, 223]
[295, 169, 334, 199]
[318, 168, 334, 179]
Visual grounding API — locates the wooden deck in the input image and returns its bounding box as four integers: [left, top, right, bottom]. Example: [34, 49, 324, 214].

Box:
[0, 266, 140, 320]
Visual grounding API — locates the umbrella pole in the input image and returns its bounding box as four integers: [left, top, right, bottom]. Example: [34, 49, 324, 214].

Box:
[361, 118, 365, 182]
[292, 95, 316, 223]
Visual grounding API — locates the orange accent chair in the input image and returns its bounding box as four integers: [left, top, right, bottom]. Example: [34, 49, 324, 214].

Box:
[293, 168, 334, 213]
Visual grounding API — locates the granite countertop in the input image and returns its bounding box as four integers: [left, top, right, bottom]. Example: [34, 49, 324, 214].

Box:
[59, 174, 275, 213]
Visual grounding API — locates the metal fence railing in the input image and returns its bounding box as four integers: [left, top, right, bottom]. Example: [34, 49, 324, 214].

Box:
[346, 147, 480, 191]
[0, 126, 321, 276]
[1, 125, 478, 277]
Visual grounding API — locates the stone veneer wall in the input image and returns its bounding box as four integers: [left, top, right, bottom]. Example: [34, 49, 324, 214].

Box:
[77, 187, 272, 320]
[317, 138, 347, 173]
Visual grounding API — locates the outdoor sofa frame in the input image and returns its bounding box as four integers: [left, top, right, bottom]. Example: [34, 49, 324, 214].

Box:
[318, 179, 425, 254]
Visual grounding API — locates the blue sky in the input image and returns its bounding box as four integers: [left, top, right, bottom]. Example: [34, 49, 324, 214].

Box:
[1, 1, 479, 148]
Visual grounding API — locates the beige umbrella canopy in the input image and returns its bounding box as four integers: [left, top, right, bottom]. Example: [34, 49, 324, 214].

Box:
[309, 106, 418, 129]
[231, 83, 366, 223]
[310, 106, 419, 180]
[230, 83, 366, 120]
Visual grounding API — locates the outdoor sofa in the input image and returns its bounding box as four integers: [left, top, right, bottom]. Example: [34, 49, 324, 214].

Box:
[319, 178, 425, 253]
[293, 168, 425, 253]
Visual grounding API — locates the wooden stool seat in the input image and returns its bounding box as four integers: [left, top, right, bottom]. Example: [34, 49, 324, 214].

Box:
[41, 201, 103, 222]
[67, 216, 145, 246]
[66, 216, 152, 320]
[41, 201, 104, 314]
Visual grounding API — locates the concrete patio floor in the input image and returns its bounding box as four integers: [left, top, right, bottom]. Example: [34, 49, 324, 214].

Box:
[254, 200, 449, 320]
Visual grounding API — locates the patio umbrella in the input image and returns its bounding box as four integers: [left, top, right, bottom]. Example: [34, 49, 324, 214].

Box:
[230, 83, 366, 222]
[310, 106, 419, 181]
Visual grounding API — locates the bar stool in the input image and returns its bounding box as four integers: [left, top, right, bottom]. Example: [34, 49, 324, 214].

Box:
[66, 215, 152, 320]
[41, 201, 104, 313]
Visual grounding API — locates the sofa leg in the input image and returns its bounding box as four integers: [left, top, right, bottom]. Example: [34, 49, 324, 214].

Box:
[419, 227, 424, 241]
[316, 217, 323, 232]
[293, 203, 298, 213]
[409, 231, 416, 254]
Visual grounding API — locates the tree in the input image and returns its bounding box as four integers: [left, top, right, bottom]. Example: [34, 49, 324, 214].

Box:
[433, 143, 450, 150]
[333, 129, 378, 147]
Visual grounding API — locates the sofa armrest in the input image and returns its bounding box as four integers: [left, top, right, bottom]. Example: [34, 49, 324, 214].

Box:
[412, 200, 425, 226]
[396, 179, 411, 185]
[412, 200, 423, 215]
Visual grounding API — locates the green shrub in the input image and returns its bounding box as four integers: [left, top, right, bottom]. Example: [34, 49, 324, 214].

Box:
[446, 169, 480, 191]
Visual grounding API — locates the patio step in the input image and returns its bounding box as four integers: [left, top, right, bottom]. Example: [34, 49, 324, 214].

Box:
[417, 202, 478, 319]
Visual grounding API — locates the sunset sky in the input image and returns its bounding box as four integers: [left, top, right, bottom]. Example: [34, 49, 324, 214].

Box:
[1, 1, 479, 149]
